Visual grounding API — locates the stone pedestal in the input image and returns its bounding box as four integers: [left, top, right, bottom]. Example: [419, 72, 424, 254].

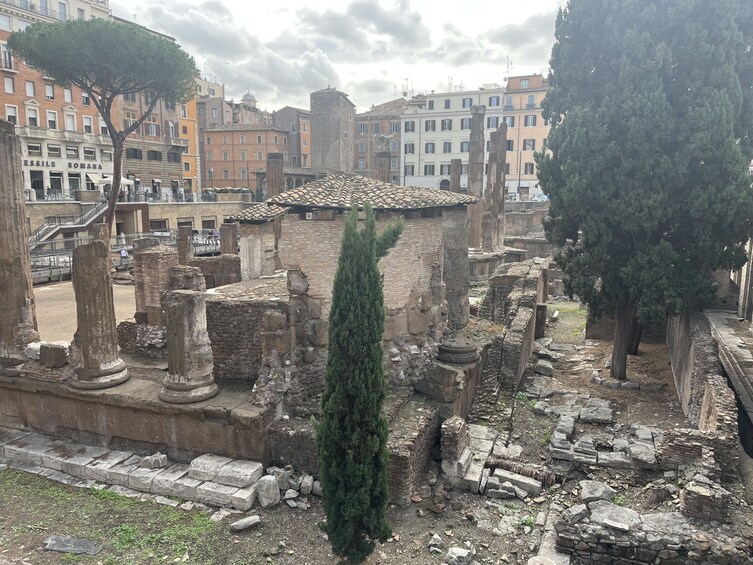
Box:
[0, 120, 39, 367]
[177, 226, 193, 265]
[70, 241, 128, 389]
[133, 243, 179, 325]
[220, 223, 238, 255]
[160, 287, 219, 404]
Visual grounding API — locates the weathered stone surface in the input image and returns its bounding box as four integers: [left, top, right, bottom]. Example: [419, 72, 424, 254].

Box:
[534, 359, 554, 376]
[231, 485, 257, 511]
[588, 500, 641, 531]
[300, 474, 314, 495]
[60, 446, 109, 477]
[579, 480, 617, 504]
[195, 481, 239, 507]
[128, 467, 164, 491]
[4, 434, 64, 465]
[85, 451, 135, 482]
[628, 441, 657, 468]
[172, 476, 203, 500]
[256, 475, 281, 508]
[230, 515, 261, 532]
[446, 545, 476, 565]
[492, 469, 542, 495]
[214, 460, 263, 488]
[140, 453, 168, 469]
[42, 535, 101, 555]
[105, 456, 142, 486]
[189, 454, 233, 482]
[461, 461, 485, 493]
[265, 465, 294, 490]
[562, 504, 588, 525]
[598, 451, 633, 469]
[39, 342, 69, 368]
[151, 464, 190, 496]
[579, 398, 613, 424]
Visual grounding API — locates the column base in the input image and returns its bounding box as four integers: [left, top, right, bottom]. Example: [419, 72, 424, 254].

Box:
[159, 381, 219, 404]
[70, 359, 130, 390]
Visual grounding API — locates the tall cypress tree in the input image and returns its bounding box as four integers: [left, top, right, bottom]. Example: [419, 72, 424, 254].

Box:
[315, 203, 403, 564]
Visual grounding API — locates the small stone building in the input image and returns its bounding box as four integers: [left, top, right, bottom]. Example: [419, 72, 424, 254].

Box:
[226, 204, 288, 280]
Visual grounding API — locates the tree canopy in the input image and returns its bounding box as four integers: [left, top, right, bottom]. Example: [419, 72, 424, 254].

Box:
[315, 203, 403, 563]
[8, 18, 197, 227]
[537, 0, 753, 379]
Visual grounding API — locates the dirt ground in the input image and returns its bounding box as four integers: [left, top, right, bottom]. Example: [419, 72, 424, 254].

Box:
[0, 299, 741, 564]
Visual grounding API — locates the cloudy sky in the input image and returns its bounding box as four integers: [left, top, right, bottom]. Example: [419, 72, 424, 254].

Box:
[111, 0, 565, 112]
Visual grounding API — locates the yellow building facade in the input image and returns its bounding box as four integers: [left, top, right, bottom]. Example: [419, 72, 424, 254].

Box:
[180, 96, 201, 194]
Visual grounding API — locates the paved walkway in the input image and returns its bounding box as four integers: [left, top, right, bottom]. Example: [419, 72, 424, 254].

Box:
[33, 281, 136, 343]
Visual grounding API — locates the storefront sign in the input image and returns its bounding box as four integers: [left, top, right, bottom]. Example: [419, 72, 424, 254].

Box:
[22, 160, 105, 170]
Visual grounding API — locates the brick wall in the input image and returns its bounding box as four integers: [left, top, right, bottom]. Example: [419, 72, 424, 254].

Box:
[188, 255, 241, 289]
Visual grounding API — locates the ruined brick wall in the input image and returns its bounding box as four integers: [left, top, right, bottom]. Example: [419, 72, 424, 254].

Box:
[133, 245, 178, 325]
[504, 203, 549, 237]
[188, 255, 241, 289]
[666, 313, 721, 424]
[206, 298, 265, 383]
[655, 427, 737, 482]
[238, 221, 278, 281]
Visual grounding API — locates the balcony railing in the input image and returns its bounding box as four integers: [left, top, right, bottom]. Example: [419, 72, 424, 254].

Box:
[0, 0, 69, 20]
[1, 54, 14, 71]
[166, 136, 189, 148]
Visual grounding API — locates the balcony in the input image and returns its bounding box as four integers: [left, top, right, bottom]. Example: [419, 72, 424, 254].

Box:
[16, 125, 48, 139]
[503, 105, 514, 111]
[62, 130, 84, 142]
[526, 103, 538, 109]
[166, 136, 189, 148]
[0, 0, 69, 20]
[1, 54, 15, 72]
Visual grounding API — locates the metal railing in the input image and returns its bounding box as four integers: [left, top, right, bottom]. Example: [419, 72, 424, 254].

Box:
[28, 200, 108, 248]
[0, 0, 69, 20]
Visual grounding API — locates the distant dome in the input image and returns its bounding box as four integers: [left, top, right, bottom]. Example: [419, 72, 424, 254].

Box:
[242, 92, 257, 104]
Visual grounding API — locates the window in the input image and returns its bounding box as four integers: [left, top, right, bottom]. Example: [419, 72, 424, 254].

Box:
[147, 150, 163, 161]
[25, 81, 35, 97]
[503, 116, 515, 128]
[82, 92, 90, 106]
[524, 115, 537, 127]
[102, 150, 112, 162]
[27, 108, 38, 127]
[222, 151, 229, 161]
[444, 99, 451, 109]
[460, 141, 470, 152]
[180, 125, 187, 135]
[486, 140, 491, 151]
[524, 163, 535, 174]
[123, 92, 136, 102]
[504, 96, 514, 111]
[180, 105, 187, 119]
[487, 116, 499, 128]
[206, 151, 213, 160]
[47, 144, 61, 157]
[184, 162, 190, 172]
[27, 142, 41, 156]
[257, 150, 263, 160]
[58, 2, 67, 20]
[460, 118, 471, 130]
[443, 141, 452, 153]
[239, 135, 245, 143]
[428, 100, 434, 110]
[390, 121, 399, 133]
[65, 145, 78, 158]
[404, 164, 414, 176]
[126, 148, 142, 159]
[124, 111, 136, 129]
[506, 140, 514, 151]
[358, 157, 365, 170]
[404, 121, 415, 133]
[441, 119, 452, 131]
[358, 141, 366, 153]
[85, 115, 94, 132]
[167, 152, 180, 164]
[222, 135, 228, 144]
[504, 163, 510, 174]
[404, 143, 415, 154]
[425, 120, 436, 132]
[343, 132, 348, 139]
[46, 110, 57, 129]
[257, 135, 262, 143]
[3, 77, 13, 94]
[150, 220, 168, 231]
[83, 147, 96, 160]
[64, 88, 72, 103]
[239, 168, 247, 179]
[440, 164, 451, 175]
[274, 135, 278, 144]
[520, 79, 529, 89]
[523, 139, 536, 151]
[211, 108, 218, 118]
[461, 163, 469, 175]
[64, 114, 75, 131]
[527, 95, 536, 109]
[390, 140, 398, 152]
[45, 84, 54, 100]
[425, 142, 435, 154]
[0, 14, 9, 30]
[145, 116, 159, 136]
[198, 106, 204, 116]
[77, 7, 85, 18]
[1, 43, 13, 70]
[489, 96, 500, 106]
[201, 218, 216, 229]
[424, 164, 435, 175]
[240, 150, 247, 161]
[208, 87, 216, 96]
[5, 106, 18, 125]
[390, 157, 398, 168]
[100, 119, 108, 135]
[207, 169, 213, 180]
[462, 97, 472, 108]
[206, 137, 211, 145]
[358, 123, 367, 134]
[222, 169, 229, 180]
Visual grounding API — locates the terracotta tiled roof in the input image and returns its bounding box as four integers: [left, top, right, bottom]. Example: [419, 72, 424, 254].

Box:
[268, 174, 476, 211]
[227, 204, 289, 223]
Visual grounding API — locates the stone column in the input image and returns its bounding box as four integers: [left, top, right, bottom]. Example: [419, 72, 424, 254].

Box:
[70, 241, 128, 389]
[219, 222, 237, 255]
[449, 159, 462, 192]
[160, 267, 218, 403]
[467, 105, 486, 249]
[266, 153, 284, 199]
[92, 223, 110, 244]
[443, 208, 470, 329]
[177, 226, 193, 265]
[0, 119, 39, 367]
[481, 124, 507, 252]
[375, 151, 391, 183]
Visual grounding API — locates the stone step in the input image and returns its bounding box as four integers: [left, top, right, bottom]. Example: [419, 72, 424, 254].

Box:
[491, 468, 542, 495]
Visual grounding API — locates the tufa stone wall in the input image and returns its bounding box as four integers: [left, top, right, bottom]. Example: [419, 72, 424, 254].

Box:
[188, 255, 241, 289]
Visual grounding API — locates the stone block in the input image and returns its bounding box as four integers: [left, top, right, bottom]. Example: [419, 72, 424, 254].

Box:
[469, 437, 494, 457]
[84, 450, 134, 482]
[60, 446, 110, 478]
[189, 454, 233, 482]
[562, 503, 589, 525]
[231, 485, 258, 511]
[172, 476, 203, 500]
[461, 461, 484, 494]
[24, 342, 42, 360]
[628, 442, 657, 468]
[128, 467, 164, 492]
[441, 447, 472, 480]
[534, 359, 554, 376]
[214, 460, 264, 488]
[3, 434, 64, 465]
[104, 456, 142, 486]
[588, 500, 641, 531]
[579, 398, 613, 424]
[230, 515, 261, 532]
[579, 480, 617, 504]
[598, 451, 633, 469]
[151, 464, 190, 496]
[549, 447, 575, 461]
[196, 481, 239, 507]
[140, 453, 168, 469]
[256, 475, 281, 508]
[39, 342, 69, 368]
[492, 469, 542, 495]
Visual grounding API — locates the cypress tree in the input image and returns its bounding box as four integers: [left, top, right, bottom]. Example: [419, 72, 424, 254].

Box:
[315, 202, 403, 563]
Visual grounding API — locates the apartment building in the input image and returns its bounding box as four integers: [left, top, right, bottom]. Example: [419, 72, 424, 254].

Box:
[203, 123, 288, 191]
[273, 106, 311, 169]
[400, 85, 505, 189]
[355, 98, 407, 183]
[310, 87, 355, 173]
[503, 74, 550, 199]
[0, 0, 115, 200]
[179, 96, 200, 193]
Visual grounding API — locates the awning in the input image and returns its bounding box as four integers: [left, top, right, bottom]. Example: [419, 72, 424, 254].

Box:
[86, 173, 103, 185]
[152, 178, 161, 184]
[100, 174, 134, 186]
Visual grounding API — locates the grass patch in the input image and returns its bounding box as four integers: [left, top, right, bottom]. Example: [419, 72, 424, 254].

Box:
[517, 515, 535, 529]
[612, 495, 627, 506]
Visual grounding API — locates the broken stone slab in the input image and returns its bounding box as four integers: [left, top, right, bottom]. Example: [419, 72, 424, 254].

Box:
[487, 480, 516, 499]
[214, 459, 264, 488]
[195, 481, 239, 507]
[597, 451, 633, 469]
[467, 424, 498, 442]
[612, 439, 629, 453]
[265, 465, 294, 490]
[555, 416, 575, 437]
[140, 453, 168, 469]
[579, 480, 617, 504]
[231, 485, 258, 512]
[300, 474, 314, 495]
[536, 338, 553, 348]
[84, 450, 134, 482]
[283, 488, 299, 500]
[171, 476, 204, 500]
[537, 348, 560, 362]
[3, 434, 65, 465]
[445, 545, 476, 565]
[514, 485, 529, 500]
[579, 398, 613, 424]
[39, 342, 69, 368]
[154, 495, 180, 507]
[151, 464, 190, 496]
[428, 533, 444, 550]
[479, 467, 490, 494]
[573, 452, 598, 465]
[442, 448, 472, 483]
[492, 469, 542, 496]
[56, 446, 110, 477]
[42, 535, 102, 555]
[588, 500, 641, 532]
[573, 436, 597, 456]
[128, 467, 165, 492]
[256, 475, 281, 508]
[548, 343, 573, 352]
[550, 432, 571, 450]
[562, 503, 589, 525]
[461, 461, 485, 494]
[628, 441, 657, 468]
[492, 443, 523, 459]
[189, 454, 233, 482]
[632, 425, 655, 445]
[469, 437, 494, 457]
[230, 515, 261, 532]
[549, 447, 575, 461]
[104, 455, 142, 486]
[533, 401, 549, 415]
[534, 359, 554, 376]
[24, 342, 42, 361]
